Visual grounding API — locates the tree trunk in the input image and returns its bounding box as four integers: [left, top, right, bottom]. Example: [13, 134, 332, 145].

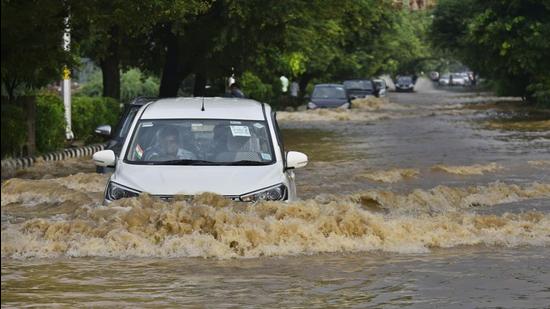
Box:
[21, 96, 36, 156]
[298, 74, 312, 101]
[100, 27, 121, 101]
[193, 73, 207, 97]
[159, 31, 182, 98]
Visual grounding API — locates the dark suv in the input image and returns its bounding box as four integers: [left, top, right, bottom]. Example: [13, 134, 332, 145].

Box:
[307, 84, 351, 109]
[95, 96, 157, 173]
[343, 79, 375, 100]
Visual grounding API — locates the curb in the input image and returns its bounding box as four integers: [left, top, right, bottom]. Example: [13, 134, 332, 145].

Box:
[1, 144, 105, 172]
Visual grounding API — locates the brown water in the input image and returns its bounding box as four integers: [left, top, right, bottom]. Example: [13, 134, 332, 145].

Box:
[2, 81, 550, 307]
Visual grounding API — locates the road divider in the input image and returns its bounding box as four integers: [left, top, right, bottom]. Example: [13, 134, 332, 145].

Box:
[1, 144, 105, 175]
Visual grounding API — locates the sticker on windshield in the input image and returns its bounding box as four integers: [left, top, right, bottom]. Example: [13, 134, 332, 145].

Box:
[260, 153, 272, 161]
[135, 144, 144, 159]
[253, 123, 264, 129]
[230, 125, 251, 137]
[142, 122, 153, 127]
[230, 121, 242, 124]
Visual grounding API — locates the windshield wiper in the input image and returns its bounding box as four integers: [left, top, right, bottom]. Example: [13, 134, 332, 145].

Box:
[225, 160, 269, 166]
[153, 159, 218, 165]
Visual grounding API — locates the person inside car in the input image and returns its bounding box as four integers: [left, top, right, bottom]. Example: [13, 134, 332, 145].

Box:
[229, 82, 246, 98]
[144, 126, 197, 161]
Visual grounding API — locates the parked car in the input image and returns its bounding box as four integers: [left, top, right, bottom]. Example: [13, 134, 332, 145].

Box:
[373, 79, 388, 97]
[307, 84, 351, 109]
[343, 79, 375, 100]
[94, 97, 157, 173]
[395, 76, 415, 92]
[93, 97, 308, 203]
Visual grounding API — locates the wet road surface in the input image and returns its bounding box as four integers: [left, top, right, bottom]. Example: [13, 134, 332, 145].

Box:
[2, 81, 550, 307]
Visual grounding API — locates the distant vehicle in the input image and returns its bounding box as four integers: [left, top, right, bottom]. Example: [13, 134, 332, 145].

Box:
[92, 98, 308, 204]
[450, 73, 467, 86]
[343, 80, 375, 100]
[94, 96, 157, 173]
[373, 79, 388, 97]
[307, 84, 351, 109]
[438, 74, 450, 86]
[395, 76, 415, 92]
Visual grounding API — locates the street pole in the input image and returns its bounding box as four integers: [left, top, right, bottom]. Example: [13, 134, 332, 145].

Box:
[62, 15, 74, 140]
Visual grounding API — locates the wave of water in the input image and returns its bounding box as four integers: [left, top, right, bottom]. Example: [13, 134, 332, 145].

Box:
[2, 173, 549, 259]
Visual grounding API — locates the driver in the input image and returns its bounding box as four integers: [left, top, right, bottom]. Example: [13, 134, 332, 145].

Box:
[145, 126, 196, 161]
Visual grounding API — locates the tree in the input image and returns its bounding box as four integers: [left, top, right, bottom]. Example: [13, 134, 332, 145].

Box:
[432, 0, 550, 103]
[72, 0, 209, 100]
[1, 0, 72, 100]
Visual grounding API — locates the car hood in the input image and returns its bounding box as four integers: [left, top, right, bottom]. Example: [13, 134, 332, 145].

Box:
[112, 163, 285, 196]
[311, 97, 349, 107]
[347, 89, 373, 95]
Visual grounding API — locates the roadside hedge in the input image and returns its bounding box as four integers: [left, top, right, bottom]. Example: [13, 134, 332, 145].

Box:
[1, 94, 121, 158]
[1, 103, 27, 157]
[72, 95, 121, 143]
[36, 94, 65, 153]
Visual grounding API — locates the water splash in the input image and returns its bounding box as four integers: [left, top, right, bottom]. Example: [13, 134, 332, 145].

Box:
[356, 168, 419, 183]
[432, 163, 503, 175]
[2, 175, 549, 259]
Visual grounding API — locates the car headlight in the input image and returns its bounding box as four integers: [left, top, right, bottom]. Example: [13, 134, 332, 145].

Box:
[239, 184, 287, 202]
[307, 102, 317, 109]
[105, 181, 140, 201]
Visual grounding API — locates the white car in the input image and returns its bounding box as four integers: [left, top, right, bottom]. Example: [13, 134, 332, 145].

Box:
[438, 74, 450, 86]
[93, 97, 308, 204]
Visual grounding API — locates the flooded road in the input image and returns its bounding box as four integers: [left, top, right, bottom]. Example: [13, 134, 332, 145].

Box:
[2, 82, 550, 307]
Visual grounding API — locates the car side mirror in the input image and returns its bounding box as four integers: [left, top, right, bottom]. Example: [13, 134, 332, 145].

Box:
[95, 124, 112, 136]
[93, 150, 116, 167]
[286, 151, 308, 169]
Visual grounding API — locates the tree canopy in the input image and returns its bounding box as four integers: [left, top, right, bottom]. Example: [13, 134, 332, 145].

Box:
[431, 0, 550, 104]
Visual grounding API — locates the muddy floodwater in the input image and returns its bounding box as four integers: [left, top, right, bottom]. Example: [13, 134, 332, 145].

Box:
[2, 81, 550, 308]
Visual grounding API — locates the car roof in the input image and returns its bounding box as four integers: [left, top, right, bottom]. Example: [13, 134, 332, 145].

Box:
[343, 79, 372, 82]
[140, 97, 268, 120]
[128, 96, 157, 106]
[314, 83, 345, 87]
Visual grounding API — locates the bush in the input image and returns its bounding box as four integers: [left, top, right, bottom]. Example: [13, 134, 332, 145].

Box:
[240, 71, 273, 103]
[35, 94, 65, 153]
[1, 103, 27, 158]
[72, 96, 121, 143]
[79, 68, 160, 103]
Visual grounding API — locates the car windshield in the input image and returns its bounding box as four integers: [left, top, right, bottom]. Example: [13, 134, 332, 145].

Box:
[397, 77, 412, 83]
[125, 119, 275, 165]
[312, 86, 347, 99]
[343, 81, 373, 90]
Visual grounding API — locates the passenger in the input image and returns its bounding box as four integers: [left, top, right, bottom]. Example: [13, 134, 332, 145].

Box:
[145, 127, 196, 161]
[229, 83, 246, 98]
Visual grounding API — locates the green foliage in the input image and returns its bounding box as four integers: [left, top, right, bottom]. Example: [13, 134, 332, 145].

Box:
[1, 103, 27, 158]
[72, 96, 121, 143]
[79, 68, 159, 103]
[35, 94, 66, 153]
[432, 0, 550, 105]
[121, 69, 160, 102]
[240, 72, 273, 103]
[1, 1, 73, 99]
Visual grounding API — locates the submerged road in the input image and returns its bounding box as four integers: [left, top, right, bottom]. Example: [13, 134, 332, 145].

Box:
[2, 81, 550, 307]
